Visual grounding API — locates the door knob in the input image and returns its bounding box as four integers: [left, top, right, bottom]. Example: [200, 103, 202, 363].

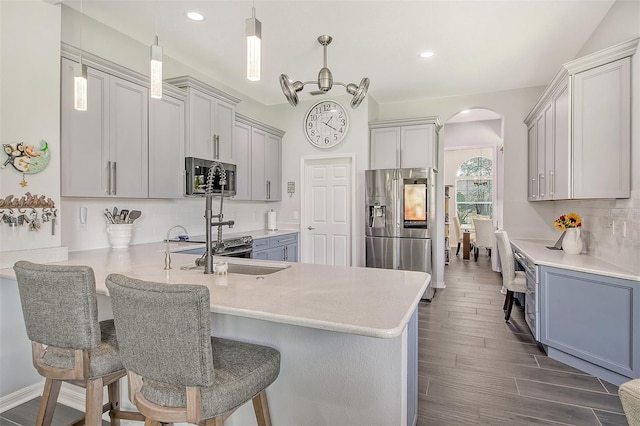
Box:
[307, 226, 315, 230]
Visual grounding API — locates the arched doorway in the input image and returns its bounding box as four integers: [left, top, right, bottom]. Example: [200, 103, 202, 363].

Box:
[443, 108, 503, 271]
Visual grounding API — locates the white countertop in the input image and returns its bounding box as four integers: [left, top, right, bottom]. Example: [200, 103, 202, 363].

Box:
[511, 239, 639, 282]
[0, 241, 429, 339]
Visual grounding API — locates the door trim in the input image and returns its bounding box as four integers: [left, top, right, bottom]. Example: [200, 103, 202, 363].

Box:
[300, 153, 357, 265]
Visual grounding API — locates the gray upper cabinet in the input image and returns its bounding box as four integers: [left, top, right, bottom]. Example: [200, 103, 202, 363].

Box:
[369, 118, 441, 171]
[232, 121, 253, 200]
[61, 57, 148, 198]
[165, 76, 240, 163]
[525, 38, 637, 201]
[149, 90, 186, 198]
[235, 114, 285, 202]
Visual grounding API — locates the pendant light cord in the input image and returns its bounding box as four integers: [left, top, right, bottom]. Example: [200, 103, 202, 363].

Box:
[79, 0, 83, 64]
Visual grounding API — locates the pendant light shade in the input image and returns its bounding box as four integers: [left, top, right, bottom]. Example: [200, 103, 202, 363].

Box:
[279, 35, 370, 109]
[74, 61, 88, 111]
[246, 7, 261, 81]
[150, 35, 163, 99]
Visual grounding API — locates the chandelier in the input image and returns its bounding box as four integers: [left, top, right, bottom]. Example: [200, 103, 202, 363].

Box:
[279, 35, 370, 109]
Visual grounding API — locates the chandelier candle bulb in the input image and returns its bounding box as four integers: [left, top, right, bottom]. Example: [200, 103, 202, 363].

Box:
[150, 35, 163, 99]
[246, 7, 262, 81]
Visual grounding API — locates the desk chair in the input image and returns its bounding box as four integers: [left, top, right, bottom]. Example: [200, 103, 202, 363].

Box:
[619, 379, 640, 424]
[106, 273, 281, 426]
[453, 216, 475, 257]
[494, 231, 527, 323]
[13, 261, 144, 426]
[472, 218, 495, 261]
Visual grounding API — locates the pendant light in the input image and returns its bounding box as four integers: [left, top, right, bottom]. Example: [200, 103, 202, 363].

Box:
[246, 3, 261, 81]
[74, 0, 87, 111]
[150, 35, 163, 99]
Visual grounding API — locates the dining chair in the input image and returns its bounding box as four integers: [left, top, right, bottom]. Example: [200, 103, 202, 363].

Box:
[12, 261, 144, 426]
[472, 217, 495, 261]
[106, 273, 281, 426]
[453, 216, 475, 257]
[494, 231, 527, 323]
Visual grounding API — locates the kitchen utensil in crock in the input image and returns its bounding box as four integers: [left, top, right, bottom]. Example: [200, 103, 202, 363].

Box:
[127, 210, 141, 223]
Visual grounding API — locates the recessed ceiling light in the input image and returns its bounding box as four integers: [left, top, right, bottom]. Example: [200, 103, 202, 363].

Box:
[460, 109, 470, 114]
[419, 51, 435, 58]
[186, 11, 204, 21]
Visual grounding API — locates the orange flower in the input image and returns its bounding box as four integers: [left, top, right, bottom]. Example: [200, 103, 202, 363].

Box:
[554, 213, 582, 230]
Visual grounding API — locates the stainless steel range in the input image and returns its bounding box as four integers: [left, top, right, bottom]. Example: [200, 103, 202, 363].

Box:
[178, 235, 254, 258]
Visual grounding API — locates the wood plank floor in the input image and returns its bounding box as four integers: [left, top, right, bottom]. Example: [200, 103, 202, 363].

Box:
[1, 254, 629, 425]
[0, 397, 109, 425]
[417, 254, 628, 426]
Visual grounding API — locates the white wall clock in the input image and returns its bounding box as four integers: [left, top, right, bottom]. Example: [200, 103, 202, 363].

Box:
[304, 100, 349, 148]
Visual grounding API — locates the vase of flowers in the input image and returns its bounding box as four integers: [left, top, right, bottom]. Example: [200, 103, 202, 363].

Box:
[554, 213, 583, 255]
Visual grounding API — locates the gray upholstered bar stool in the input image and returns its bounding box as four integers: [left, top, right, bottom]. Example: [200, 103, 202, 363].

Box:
[106, 273, 281, 426]
[619, 379, 640, 424]
[13, 261, 144, 426]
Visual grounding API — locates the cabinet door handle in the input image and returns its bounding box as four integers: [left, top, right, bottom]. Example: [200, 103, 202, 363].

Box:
[216, 135, 220, 159]
[267, 180, 271, 199]
[539, 173, 545, 197]
[212, 134, 217, 159]
[284, 246, 288, 261]
[531, 178, 536, 198]
[549, 171, 555, 196]
[112, 161, 117, 195]
[107, 161, 112, 195]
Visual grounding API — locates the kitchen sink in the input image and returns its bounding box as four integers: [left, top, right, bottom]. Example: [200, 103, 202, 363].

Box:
[180, 262, 288, 275]
[226, 263, 288, 275]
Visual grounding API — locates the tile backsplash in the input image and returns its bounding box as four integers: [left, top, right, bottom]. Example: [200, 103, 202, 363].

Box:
[553, 189, 640, 276]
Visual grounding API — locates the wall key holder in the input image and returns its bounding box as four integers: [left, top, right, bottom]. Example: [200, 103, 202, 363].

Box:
[0, 192, 57, 234]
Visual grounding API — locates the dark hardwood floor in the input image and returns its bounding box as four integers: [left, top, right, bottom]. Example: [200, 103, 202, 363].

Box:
[0, 397, 108, 426]
[1, 253, 628, 425]
[417, 253, 628, 426]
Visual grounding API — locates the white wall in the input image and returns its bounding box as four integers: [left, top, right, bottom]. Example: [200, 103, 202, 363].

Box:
[0, 0, 63, 400]
[267, 95, 370, 267]
[0, 1, 62, 255]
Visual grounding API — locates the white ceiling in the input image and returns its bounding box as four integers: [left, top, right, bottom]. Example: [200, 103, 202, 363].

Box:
[62, 0, 616, 107]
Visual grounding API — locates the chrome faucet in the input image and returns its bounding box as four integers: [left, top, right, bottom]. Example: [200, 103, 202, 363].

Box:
[203, 162, 235, 274]
[164, 225, 188, 270]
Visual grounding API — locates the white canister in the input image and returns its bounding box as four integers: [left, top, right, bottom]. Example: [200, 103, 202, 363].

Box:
[106, 223, 134, 249]
[267, 210, 277, 231]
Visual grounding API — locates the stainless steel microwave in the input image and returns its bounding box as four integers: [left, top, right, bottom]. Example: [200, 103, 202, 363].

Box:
[185, 157, 237, 196]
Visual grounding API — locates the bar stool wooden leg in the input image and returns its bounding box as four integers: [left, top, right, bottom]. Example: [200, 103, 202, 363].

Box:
[36, 378, 62, 425]
[85, 378, 104, 426]
[252, 390, 271, 426]
[108, 380, 121, 426]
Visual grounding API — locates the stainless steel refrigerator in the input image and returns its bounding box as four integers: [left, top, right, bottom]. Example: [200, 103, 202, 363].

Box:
[365, 168, 435, 283]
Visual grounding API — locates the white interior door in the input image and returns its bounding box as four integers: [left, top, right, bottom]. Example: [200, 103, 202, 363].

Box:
[302, 156, 353, 266]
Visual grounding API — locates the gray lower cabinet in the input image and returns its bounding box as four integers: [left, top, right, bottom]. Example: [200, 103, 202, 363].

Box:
[252, 233, 298, 262]
[540, 266, 639, 382]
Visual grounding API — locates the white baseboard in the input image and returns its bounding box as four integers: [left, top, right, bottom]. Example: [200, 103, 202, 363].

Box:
[0, 381, 43, 413]
[1, 382, 138, 426]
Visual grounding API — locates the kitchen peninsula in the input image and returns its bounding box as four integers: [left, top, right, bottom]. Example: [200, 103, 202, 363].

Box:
[0, 241, 429, 425]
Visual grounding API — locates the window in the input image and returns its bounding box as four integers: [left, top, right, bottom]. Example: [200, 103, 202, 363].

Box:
[456, 156, 492, 224]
